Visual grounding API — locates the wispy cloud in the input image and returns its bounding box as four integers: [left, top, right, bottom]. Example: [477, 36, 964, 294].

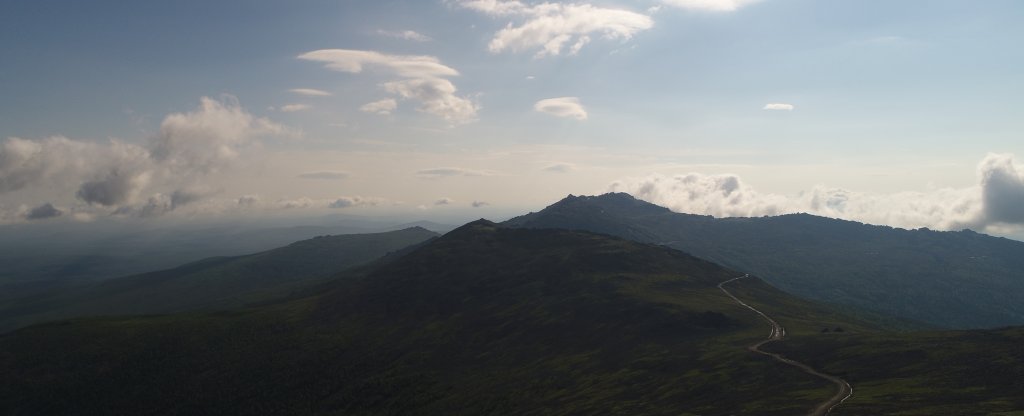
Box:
[360, 98, 398, 115]
[297, 171, 349, 180]
[543, 162, 575, 172]
[535, 97, 588, 120]
[288, 88, 332, 97]
[377, 29, 432, 42]
[455, 1, 653, 58]
[661, 0, 762, 12]
[417, 167, 493, 178]
[299, 49, 477, 122]
[280, 104, 311, 112]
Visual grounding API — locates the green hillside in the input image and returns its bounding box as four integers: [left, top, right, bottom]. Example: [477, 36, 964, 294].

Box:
[0, 227, 438, 333]
[1, 221, 878, 415]
[505, 193, 1024, 329]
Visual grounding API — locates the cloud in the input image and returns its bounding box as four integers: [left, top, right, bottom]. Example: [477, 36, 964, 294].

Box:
[763, 103, 795, 111]
[543, 162, 575, 173]
[278, 197, 315, 209]
[535, 97, 588, 120]
[661, 0, 762, 12]
[609, 172, 981, 231]
[76, 168, 150, 206]
[472, 200, 490, 208]
[360, 98, 398, 115]
[110, 189, 212, 218]
[289, 88, 332, 97]
[377, 29, 432, 42]
[434, 197, 455, 206]
[978, 153, 1024, 225]
[237, 194, 260, 208]
[455, 1, 654, 57]
[152, 96, 294, 174]
[328, 196, 384, 208]
[416, 167, 493, 178]
[383, 79, 478, 122]
[24, 203, 63, 220]
[297, 171, 349, 180]
[608, 154, 1024, 232]
[299, 49, 477, 123]
[280, 104, 311, 112]
[2, 96, 294, 217]
[298, 49, 459, 79]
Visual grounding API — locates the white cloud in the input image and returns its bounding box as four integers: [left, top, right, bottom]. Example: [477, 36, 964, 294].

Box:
[377, 29, 432, 42]
[298, 49, 459, 79]
[661, 0, 762, 12]
[417, 167, 493, 178]
[609, 154, 1024, 233]
[1, 96, 294, 215]
[297, 171, 349, 180]
[299, 49, 477, 123]
[383, 79, 478, 122]
[978, 153, 1024, 225]
[360, 98, 398, 115]
[763, 103, 795, 111]
[288, 88, 332, 97]
[535, 97, 588, 120]
[455, 1, 653, 58]
[153, 96, 295, 174]
[280, 104, 311, 112]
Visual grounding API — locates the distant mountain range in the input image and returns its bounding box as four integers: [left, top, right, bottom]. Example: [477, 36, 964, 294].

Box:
[506, 193, 1024, 329]
[0, 227, 438, 332]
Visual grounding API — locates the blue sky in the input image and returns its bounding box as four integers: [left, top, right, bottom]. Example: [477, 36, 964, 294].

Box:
[2, 0, 1023, 234]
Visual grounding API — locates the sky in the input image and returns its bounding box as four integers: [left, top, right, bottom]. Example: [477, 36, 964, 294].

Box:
[2, 0, 1023, 236]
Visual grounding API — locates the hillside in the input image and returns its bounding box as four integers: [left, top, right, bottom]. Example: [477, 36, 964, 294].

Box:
[0, 227, 438, 333]
[0, 221, 878, 415]
[506, 193, 1024, 329]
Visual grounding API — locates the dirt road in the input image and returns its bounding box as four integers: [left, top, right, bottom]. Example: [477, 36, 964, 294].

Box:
[718, 275, 853, 416]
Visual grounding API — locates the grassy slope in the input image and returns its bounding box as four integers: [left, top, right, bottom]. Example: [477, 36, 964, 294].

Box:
[505, 193, 1024, 329]
[0, 227, 438, 333]
[0, 221, 882, 416]
[761, 326, 1024, 415]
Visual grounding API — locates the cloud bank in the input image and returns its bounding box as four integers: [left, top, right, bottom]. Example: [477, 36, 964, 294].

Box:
[610, 154, 1024, 232]
[0, 96, 292, 220]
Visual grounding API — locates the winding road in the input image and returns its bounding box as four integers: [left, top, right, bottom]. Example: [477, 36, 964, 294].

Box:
[718, 275, 853, 416]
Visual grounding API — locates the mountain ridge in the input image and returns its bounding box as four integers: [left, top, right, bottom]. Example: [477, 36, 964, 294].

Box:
[505, 193, 1024, 328]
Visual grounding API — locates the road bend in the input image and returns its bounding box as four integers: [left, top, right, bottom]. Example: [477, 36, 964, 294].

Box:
[718, 275, 853, 416]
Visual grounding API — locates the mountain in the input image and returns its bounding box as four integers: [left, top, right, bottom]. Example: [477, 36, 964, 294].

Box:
[0, 220, 883, 416]
[0, 227, 438, 333]
[505, 193, 1024, 329]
